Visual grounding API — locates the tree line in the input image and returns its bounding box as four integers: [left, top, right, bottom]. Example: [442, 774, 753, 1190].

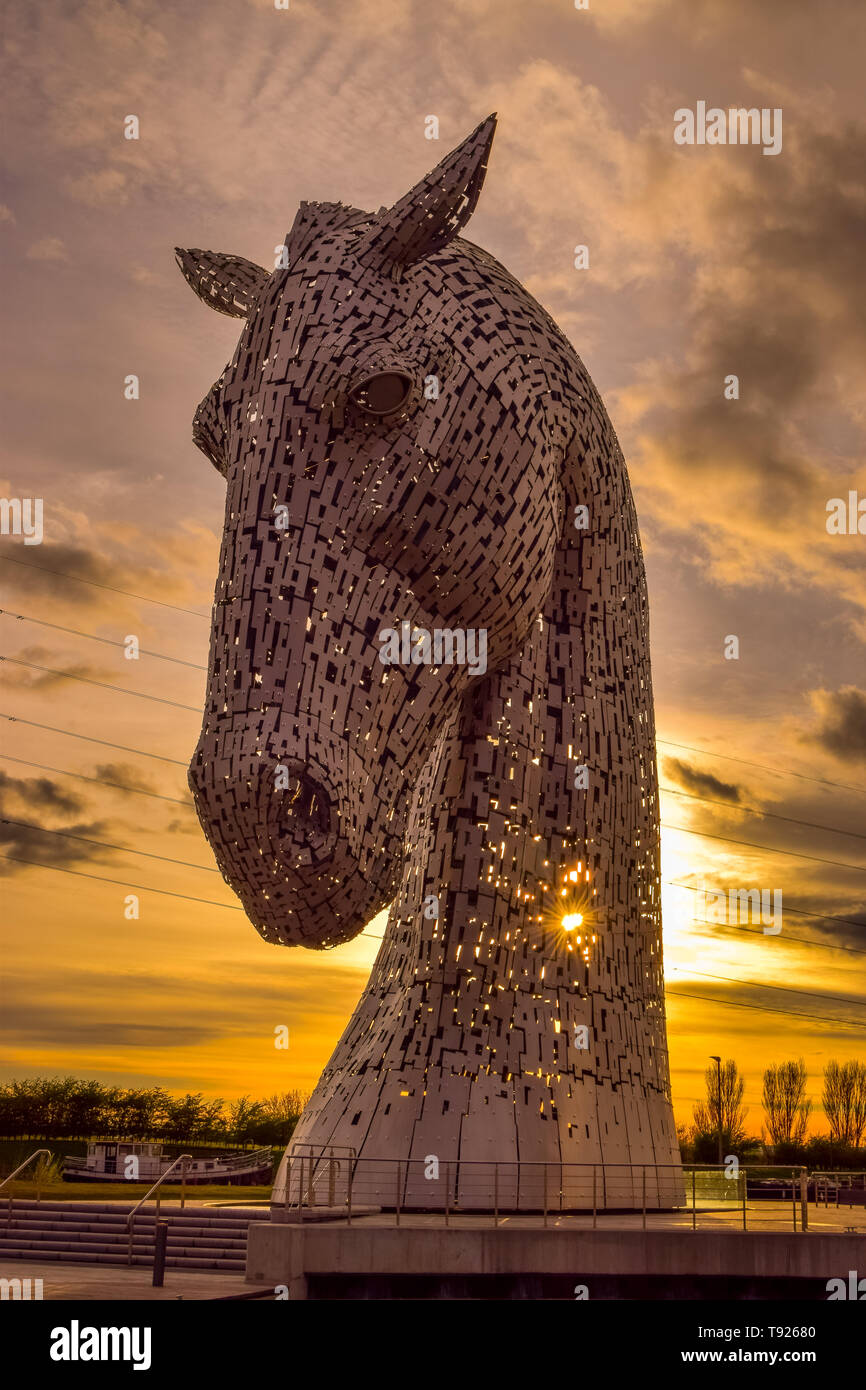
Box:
[683, 1057, 866, 1166]
[0, 1077, 310, 1147]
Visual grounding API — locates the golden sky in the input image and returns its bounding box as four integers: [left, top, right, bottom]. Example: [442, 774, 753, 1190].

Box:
[1, 0, 865, 1135]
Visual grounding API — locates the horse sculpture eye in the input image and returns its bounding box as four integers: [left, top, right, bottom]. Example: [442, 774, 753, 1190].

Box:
[349, 371, 413, 415]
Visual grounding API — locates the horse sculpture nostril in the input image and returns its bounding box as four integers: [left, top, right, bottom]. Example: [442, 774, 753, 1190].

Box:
[276, 772, 336, 865]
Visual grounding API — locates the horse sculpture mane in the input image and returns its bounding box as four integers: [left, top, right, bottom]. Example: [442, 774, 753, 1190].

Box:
[177, 115, 682, 1209]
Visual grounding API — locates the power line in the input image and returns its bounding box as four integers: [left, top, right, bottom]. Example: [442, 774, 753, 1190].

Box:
[665, 878, 866, 939]
[0, 854, 384, 944]
[0, 555, 210, 619]
[0, 658, 200, 713]
[661, 821, 866, 874]
[657, 737, 865, 796]
[0, 754, 193, 807]
[668, 967, 865, 1011]
[659, 785, 866, 843]
[0, 715, 188, 766]
[665, 988, 866, 1031]
[0, 609, 206, 671]
[0, 854, 241, 909]
[683, 911, 866, 957]
[1, 817, 219, 874]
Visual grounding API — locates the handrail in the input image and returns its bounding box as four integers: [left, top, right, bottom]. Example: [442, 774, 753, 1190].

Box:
[0, 1148, 52, 1191]
[1, 1148, 52, 1229]
[126, 1154, 192, 1265]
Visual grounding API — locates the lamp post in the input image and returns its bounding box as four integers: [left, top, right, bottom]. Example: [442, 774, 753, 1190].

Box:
[710, 1055, 723, 1165]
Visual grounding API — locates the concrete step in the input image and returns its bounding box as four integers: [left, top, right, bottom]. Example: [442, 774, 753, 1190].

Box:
[0, 1236, 244, 1258]
[0, 1199, 260, 1270]
[5, 1215, 248, 1236]
[0, 1246, 245, 1270]
[8, 1199, 259, 1219]
[0, 1234, 250, 1256]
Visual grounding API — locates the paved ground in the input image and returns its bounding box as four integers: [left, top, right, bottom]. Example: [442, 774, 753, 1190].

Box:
[0, 1261, 268, 1300]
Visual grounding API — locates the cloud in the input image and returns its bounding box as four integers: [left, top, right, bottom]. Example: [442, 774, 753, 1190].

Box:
[93, 762, 157, 793]
[0, 205, 15, 224]
[611, 119, 866, 625]
[0, 770, 85, 818]
[25, 236, 69, 262]
[663, 757, 742, 803]
[805, 687, 866, 763]
[0, 814, 111, 875]
[0, 644, 112, 692]
[64, 168, 129, 207]
[0, 540, 128, 606]
[0, 535, 213, 621]
[0, 1003, 220, 1048]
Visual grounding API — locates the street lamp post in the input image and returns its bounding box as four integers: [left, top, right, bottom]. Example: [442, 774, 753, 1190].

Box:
[710, 1055, 723, 1165]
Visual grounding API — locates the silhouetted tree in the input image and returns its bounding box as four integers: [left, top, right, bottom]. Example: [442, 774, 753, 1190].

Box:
[763, 1059, 811, 1146]
[692, 1058, 748, 1151]
[823, 1061, 866, 1146]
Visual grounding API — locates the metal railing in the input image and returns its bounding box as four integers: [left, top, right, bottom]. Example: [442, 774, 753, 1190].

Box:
[278, 1144, 356, 1222]
[126, 1155, 192, 1265]
[272, 1154, 815, 1232]
[812, 1171, 866, 1207]
[1, 1148, 51, 1229]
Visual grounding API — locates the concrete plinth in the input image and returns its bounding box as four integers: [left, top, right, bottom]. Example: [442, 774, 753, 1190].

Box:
[247, 1220, 865, 1299]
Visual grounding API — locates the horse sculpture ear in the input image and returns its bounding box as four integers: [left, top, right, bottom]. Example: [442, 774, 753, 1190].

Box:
[357, 113, 497, 275]
[174, 247, 270, 318]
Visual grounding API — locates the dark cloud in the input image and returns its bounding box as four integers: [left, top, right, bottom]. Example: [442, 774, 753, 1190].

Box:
[0, 542, 121, 607]
[93, 762, 157, 793]
[633, 122, 866, 591]
[0, 769, 84, 817]
[663, 757, 741, 803]
[165, 816, 199, 835]
[0, 540, 210, 619]
[807, 686, 866, 763]
[0, 1005, 220, 1048]
[0, 812, 112, 875]
[776, 897, 866, 957]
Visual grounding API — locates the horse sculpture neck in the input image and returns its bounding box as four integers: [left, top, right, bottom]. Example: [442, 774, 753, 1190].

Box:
[286, 347, 678, 1196]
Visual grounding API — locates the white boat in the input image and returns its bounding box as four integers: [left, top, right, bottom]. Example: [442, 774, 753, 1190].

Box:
[63, 1141, 273, 1185]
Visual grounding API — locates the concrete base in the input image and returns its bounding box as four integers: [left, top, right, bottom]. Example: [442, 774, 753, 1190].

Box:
[247, 1221, 865, 1299]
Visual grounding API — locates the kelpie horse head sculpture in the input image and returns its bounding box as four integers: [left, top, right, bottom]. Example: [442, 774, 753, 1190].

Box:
[178, 116, 682, 1207]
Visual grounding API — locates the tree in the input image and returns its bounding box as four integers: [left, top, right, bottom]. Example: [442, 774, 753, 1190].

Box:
[227, 1096, 266, 1145]
[160, 1093, 214, 1144]
[693, 1058, 748, 1151]
[762, 1059, 811, 1146]
[823, 1061, 866, 1147]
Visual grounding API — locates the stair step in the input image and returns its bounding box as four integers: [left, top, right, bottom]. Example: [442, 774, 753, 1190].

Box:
[0, 1200, 256, 1270]
[0, 1247, 244, 1270]
[0, 1234, 247, 1254]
